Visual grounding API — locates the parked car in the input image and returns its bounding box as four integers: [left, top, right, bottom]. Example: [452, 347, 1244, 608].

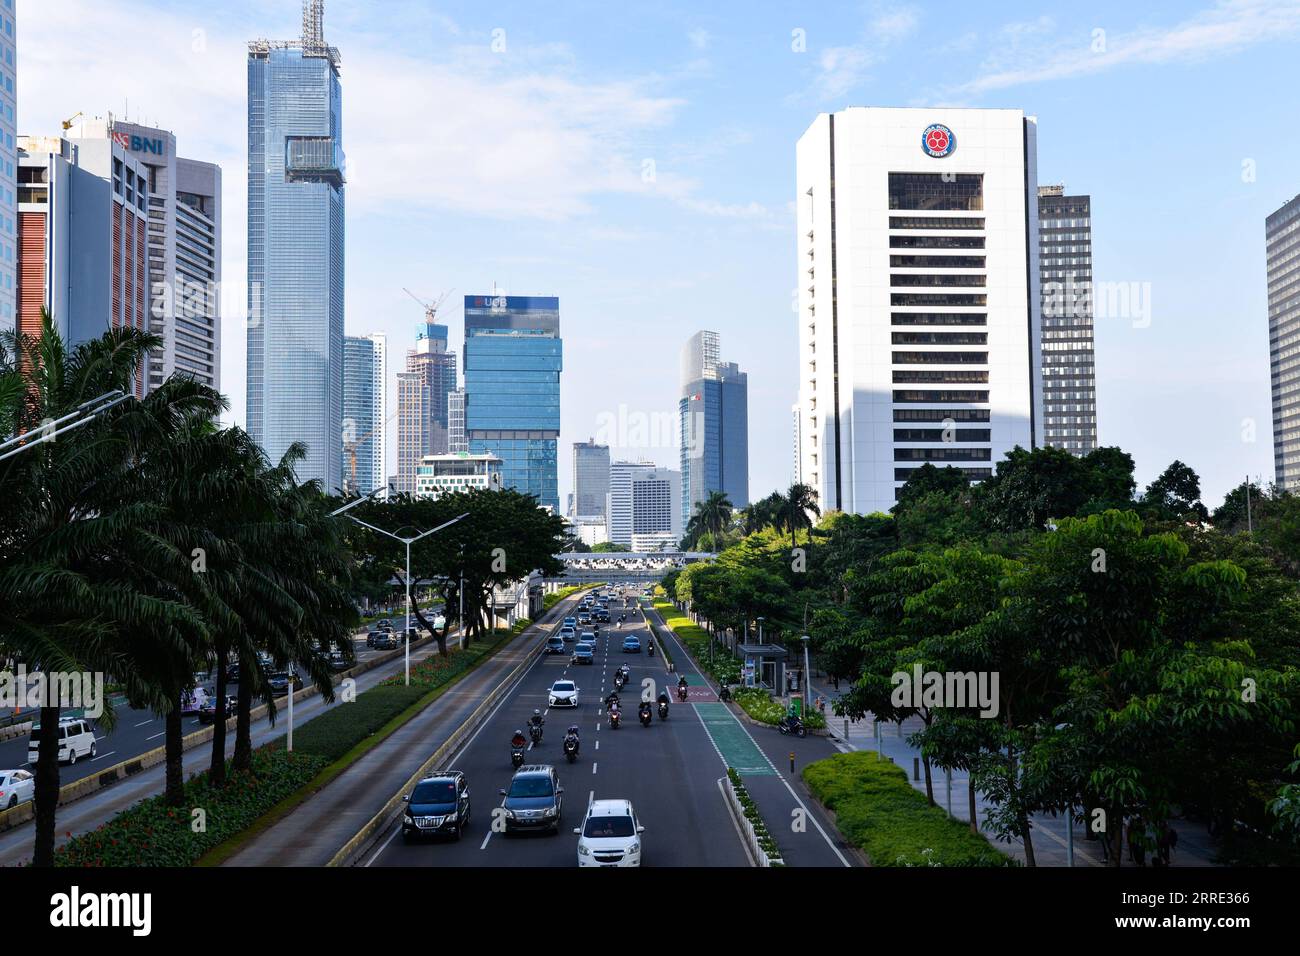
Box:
[0, 769, 35, 810]
[575, 798, 644, 867]
[198, 694, 238, 725]
[498, 765, 563, 835]
[548, 680, 579, 707]
[544, 636, 566, 655]
[27, 718, 96, 766]
[622, 635, 642, 654]
[402, 770, 472, 841]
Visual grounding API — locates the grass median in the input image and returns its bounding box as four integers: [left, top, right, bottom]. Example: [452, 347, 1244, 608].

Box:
[802, 751, 1014, 867]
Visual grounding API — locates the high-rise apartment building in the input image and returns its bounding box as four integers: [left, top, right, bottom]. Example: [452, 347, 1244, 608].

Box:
[1038, 185, 1097, 454]
[794, 107, 1043, 515]
[246, 0, 345, 490]
[679, 331, 748, 530]
[571, 439, 610, 519]
[0, 0, 15, 337]
[1267, 193, 1300, 492]
[395, 319, 456, 494]
[463, 293, 562, 511]
[17, 135, 151, 395]
[342, 333, 385, 494]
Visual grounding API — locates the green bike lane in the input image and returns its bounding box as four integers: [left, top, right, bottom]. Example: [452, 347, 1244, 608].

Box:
[643, 599, 854, 867]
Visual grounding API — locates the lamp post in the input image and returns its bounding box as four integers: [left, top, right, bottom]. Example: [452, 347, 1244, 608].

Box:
[344, 512, 469, 685]
[801, 634, 811, 712]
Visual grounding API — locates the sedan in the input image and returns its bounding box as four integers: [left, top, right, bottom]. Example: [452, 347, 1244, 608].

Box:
[266, 671, 302, 696]
[0, 769, 35, 810]
[198, 695, 238, 725]
[544, 636, 566, 654]
[572, 646, 594, 665]
[621, 636, 642, 654]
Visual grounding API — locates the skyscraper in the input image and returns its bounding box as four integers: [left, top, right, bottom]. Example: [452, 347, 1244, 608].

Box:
[17, 134, 151, 395]
[0, 0, 15, 337]
[447, 388, 468, 454]
[246, 0, 345, 490]
[608, 460, 676, 547]
[795, 107, 1042, 515]
[1267, 194, 1300, 492]
[1038, 185, 1097, 454]
[571, 440, 610, 519]
[342, 333, 385, 494]
[66, 118, 222, 394]
[463, 293, 562, 511]
[395, 318, 457, 494]
[679, 331, 748, 531]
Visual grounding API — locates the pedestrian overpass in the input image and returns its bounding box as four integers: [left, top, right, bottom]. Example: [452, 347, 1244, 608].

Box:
[542, 551, 715, 585]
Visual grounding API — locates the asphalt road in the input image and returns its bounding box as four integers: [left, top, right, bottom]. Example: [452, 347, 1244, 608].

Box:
[367, 592, 752, 868]
[0, 631, 397, 785]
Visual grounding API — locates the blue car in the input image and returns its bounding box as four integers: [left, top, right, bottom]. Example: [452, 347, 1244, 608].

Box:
[622, 636, 641, 654]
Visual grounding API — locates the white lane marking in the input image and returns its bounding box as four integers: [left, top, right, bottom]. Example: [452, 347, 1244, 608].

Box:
[592, 762, 597, 775]
[480, 831, 492, 850]
[595, 739, 599, 750]
[134, 719, 154, 728]
[90, 751, 115, 762]
[145, 731, 165, 741]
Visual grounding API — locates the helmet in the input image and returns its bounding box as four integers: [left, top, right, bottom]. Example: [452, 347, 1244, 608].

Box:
[533, 708, 540, 716]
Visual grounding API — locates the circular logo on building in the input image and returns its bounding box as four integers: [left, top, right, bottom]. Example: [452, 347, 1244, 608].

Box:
[922, 123, 955, 158]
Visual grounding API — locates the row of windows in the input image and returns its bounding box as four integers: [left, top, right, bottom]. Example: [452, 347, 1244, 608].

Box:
[895, 467, 992, 482]
[895, 447, 992, 461]
[890, 235, 985, 249]
[894, 390, 988, 403]
[892, 273, 986, 287]
[893, 408, 990, 422]
[893, 351, 988, 364]
[888, 173, 984, 212]
[892, 293, 986, 307]
[891, 331, 987, 344]
[889, 216, 985, 230]
[891, 312, 986, 326]
[891, 255, 986, 269]
[894, 428, 991, 442]
[893, 370, 989, 384]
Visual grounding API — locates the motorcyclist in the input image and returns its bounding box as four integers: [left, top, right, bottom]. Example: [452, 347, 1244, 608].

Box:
[638, 699, 652, 722]
[511, 729, 526, 749]
[564, 724, 581, 754]
[647, 640, 655, 657]
[604, 690, 621, 711]
[528, 708, 544, 739]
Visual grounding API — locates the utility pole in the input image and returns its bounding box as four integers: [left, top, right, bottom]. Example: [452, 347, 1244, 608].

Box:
[1245, 474, 1253, 533]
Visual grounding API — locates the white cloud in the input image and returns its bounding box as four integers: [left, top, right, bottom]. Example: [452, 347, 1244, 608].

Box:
[801, 3, 920, 102]
[952, 0, 1300, 97]
[687, 28, 711, 51]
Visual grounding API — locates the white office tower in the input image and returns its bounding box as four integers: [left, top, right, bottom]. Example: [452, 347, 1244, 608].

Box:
[795, 107, 1042, 515]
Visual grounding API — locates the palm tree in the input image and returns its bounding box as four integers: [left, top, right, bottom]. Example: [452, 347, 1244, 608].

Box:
[786, 482, 821, 549]
[693, 491, 733, 543]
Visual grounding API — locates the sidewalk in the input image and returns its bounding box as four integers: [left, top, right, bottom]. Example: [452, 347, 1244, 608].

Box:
[808, 675, 1219, 868]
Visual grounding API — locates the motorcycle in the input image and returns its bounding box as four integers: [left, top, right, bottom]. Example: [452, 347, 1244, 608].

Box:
[677, 683, 688, 702]
[511, 744, 526, 768]
[718, 684, 731, 702]
[609, 707, 622, 729]
[638, 704, 652, 727]
[658, 700, 669, 720]
[647, 641, 655, 657]
[777, 714, 808, 738]
[614, 672, 626, 691]
[529, 723, 543, 745]
[563, 735, 579, 763]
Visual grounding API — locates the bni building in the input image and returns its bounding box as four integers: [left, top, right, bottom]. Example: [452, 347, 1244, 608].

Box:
[246, 1, 345, 490]
[463, 294, 561, 511]
[1266, 194, 1300, 492]
[679, 330, 748, 530]
[794, 107, 1042, 515]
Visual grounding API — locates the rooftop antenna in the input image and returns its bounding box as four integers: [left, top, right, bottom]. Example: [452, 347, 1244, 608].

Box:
[303, 0, 325, 52]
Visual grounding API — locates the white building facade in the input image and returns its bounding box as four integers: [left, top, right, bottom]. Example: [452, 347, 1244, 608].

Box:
[795, 107, 1042, 515]
[415, 452, 503, 499]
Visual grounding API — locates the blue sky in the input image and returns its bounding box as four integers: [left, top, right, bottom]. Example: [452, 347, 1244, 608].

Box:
[19, 0, 1300, 510]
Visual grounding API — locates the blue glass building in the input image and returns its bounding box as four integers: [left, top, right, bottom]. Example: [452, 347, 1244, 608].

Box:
[245, 4, 345, 491]
[342, 334, 382, 494]
[679, 331, 749, 530]
[463, 294, 561, 511]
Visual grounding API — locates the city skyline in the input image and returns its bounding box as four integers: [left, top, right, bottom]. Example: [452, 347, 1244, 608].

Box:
[17, 0, 1300, 509]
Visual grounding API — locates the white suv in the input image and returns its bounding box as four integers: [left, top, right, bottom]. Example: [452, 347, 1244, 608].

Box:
[548, 680, 578, 707]
[575, 798, 644, 867]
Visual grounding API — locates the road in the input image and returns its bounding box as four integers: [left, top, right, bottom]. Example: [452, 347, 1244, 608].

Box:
[0, 629, 396, 785]
[365, 589, 854, 867]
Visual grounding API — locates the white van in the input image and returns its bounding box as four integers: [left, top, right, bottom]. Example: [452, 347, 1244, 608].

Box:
[27, 718, 97, 765]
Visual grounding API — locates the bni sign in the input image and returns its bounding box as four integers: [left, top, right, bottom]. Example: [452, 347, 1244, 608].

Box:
[921, 123, 955, 158]
[112, 131, 165, 156]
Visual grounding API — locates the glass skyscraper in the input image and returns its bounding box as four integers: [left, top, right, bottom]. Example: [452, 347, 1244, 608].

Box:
[463, 294, 562, 512]
[679, 331, 748, 530]
[342, 333, 385, 494]
[0, 0, 15, 337]
[245, 2, 345, 490]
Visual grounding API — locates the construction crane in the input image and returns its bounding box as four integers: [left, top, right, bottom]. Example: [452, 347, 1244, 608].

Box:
[61, 112, 84, 131]
[344, 408, 399, 497]
[403, 288, 452, 324]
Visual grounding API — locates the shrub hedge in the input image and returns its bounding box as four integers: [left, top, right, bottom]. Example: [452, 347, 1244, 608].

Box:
[801, 751, 1014, 867]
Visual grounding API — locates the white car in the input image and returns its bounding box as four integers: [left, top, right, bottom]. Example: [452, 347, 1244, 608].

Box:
[575, 798, 644, 867]
[0, 769, 35, 810]
[548, 680, 579, 708]
[26, 718, 96, 765]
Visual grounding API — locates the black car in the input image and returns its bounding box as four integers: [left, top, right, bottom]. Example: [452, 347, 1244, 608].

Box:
[499, 765, 564, 835]
[198, 694, 238, 724]
[372, 633, 399, 651]
[327, 651, 351, 672]
[595, 609, 610, 623]
[402, 771, 471, 841]
[266, 671, 302, 696]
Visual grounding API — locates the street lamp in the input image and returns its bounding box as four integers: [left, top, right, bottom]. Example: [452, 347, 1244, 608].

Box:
[344, 511, 469, 685]
[801, 635, 811, 713]
[0, 389, 132, 462]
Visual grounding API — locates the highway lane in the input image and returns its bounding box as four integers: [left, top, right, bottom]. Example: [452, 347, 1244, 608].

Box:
[0, 628, 451, 866]
[0, 629, 394, 786]
[369, 591, 751, 868]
